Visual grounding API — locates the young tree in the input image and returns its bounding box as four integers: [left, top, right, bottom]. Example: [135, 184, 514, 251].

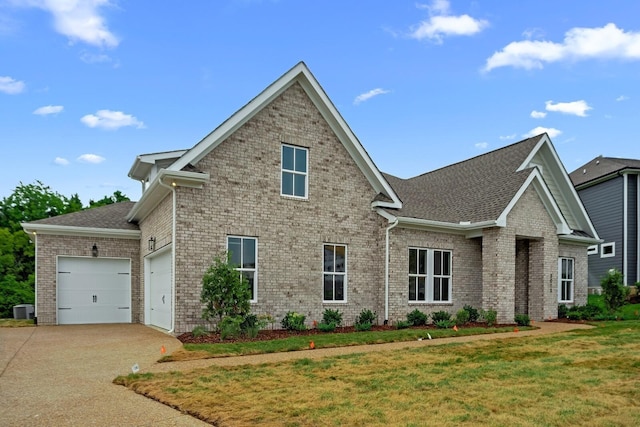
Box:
[200, 253, 251, 326]
[601, 269, 629, 313]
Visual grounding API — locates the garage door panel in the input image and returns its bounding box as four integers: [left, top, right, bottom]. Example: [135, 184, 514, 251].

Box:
[57, 257, 131, 325]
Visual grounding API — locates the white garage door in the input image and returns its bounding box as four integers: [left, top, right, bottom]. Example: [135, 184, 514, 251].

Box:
[149, 250, 172, 330]
[57, 257, 131, 325]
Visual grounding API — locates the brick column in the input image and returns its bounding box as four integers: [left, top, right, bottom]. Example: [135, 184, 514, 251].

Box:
[482, 227, 515, 324]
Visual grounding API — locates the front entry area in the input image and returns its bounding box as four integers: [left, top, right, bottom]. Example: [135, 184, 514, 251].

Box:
[147, 249, 172, 330]
[57, 257, 131, 325]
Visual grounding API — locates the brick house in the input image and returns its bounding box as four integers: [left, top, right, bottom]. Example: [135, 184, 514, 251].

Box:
[22, 62, 599, 333]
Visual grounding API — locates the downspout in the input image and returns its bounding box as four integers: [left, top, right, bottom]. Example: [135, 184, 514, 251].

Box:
[158, 178, 177, 334]
[385, 219, 399, 323]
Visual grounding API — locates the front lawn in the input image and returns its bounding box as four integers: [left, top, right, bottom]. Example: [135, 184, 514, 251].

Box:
[116, 321, 640, 426]
[0, 319, 34, 327]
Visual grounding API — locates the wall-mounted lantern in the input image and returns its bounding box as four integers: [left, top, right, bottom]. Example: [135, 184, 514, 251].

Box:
[92, 244, 99, 258]
[148, 237, 156, 251]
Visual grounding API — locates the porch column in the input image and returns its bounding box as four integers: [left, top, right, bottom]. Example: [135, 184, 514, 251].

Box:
[482, 227, 515, 324]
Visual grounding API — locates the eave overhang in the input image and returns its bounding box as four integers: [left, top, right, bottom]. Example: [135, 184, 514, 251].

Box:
[21, 223, 140, 241]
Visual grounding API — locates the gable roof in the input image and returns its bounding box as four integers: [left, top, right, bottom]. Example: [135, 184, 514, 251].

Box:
[381, 134, 599, 241]
[164, 61, 401, 209]
[22, 202, 140, 239]
[570, 156, 640, 188]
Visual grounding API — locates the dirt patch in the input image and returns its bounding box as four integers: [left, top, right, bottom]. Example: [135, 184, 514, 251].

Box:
[177, 322, 512, 344]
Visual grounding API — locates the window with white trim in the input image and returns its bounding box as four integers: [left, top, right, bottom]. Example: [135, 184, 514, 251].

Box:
[558, 257, 574, 303]
[587, 245, 598, 256]
[409, 248, 452, 303]
[323, 244, 346, 302]
[601, 242, 615, 258]
[281, 144, 308, 198]
[227, 236, 257, 302]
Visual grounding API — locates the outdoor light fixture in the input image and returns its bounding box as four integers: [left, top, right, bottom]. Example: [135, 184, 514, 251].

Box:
[148, 237, 156, 251]
[92, 244, 98, 258]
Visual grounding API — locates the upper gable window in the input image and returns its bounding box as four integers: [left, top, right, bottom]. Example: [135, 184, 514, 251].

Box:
[281, 144, 308, 198]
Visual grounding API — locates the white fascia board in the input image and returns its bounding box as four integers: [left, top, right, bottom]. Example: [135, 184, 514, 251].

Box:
[516, 134, 549, 172]
[396, 216, 498, 237]
[128, 150, 188, 181]
[497, 170, 573, 235]
[559, 234, 602, 246]
[374, 208, 398, 222]
[21, 223, 140, 240]
[127, 169, 209, 222]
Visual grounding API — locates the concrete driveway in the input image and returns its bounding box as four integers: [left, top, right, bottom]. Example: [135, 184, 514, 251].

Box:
[0, 324, 209, 426]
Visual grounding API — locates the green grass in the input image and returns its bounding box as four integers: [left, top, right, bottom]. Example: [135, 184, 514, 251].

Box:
[0, 318, 35, 327]
[588, 294, 640, 320]
[169, 326, 529, 360]
[116, 321, 640, 426]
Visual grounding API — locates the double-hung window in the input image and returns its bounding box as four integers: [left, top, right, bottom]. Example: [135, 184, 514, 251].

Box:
[227, 236, 257, 302]
[558, 257, 574, 303]
[281, 144, 308, 198]
[323, 244, 346, 302]
[409, 248, 452, 303]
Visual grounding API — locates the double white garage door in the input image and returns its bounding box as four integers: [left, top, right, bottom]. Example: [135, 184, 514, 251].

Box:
[57, 257, 131, 325]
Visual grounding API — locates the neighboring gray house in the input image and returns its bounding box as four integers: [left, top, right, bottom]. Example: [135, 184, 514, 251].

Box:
[22, 62, 599, 333]
[570, 157, 640, 288]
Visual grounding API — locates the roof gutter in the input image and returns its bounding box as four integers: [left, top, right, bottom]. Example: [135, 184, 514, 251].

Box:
[21, 223, 140, 240]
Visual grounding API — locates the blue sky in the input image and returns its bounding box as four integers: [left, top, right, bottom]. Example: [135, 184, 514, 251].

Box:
[2, 0, 640, 204]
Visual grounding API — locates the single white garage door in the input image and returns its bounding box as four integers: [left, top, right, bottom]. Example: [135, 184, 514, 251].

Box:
[148, 250, 172, 330]
[57, 257, 131, 325]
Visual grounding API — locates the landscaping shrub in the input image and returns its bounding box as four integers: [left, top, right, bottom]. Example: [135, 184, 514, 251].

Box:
[601, 269, 629, 312]
[355, 322, 372, 331]
[565, 303, 605, 321]
[434, 319, 455, 329]
[455, 309, 470, 326]
[220, 315, 243, 340]
[483, 309, 497, 327]
[355, 309, 377, 326]
[192, 325, 208, 337]
[567, 311, 582, 321]
[281, 311, 306, 331]
[514, 314, 530, 326]
[406, 309, 428, 326]
[463, 305, 480, 323]
[431, 311, 451, 324]
[395, 320, 411, 329]
[241, 313, 267, 338]
[322, 308, 343, 327]
[201, 253, 251, 325]
[317, 322, 336, 332]
[558, 304, 568, 318]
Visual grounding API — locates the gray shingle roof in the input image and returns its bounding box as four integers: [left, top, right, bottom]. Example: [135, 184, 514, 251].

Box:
[382, 135, 542, 223]
[569, 156, 640, 187]
[27, 201, 139, 230]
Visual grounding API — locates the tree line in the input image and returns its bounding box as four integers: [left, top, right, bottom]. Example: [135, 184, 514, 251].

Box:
[0, 181, 129, 317]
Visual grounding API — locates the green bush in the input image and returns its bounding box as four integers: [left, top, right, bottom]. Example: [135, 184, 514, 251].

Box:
[281, 311, 307, 331]
[406, 309, 429, 326]
[201, 253, 251, 325]
[317, 322, 336, 332]
[455, 309, 470, 326]
[355, 309, 377, 326]
[567, 311, 582, 321]
[431, 311, 451, 323]
[601, 269, 629, 312]
[192, 325, 208, 337]
[220, 315, 243, 340]
[558, 304, 568, 318]
[355, 322, 372, 331]
[395, 320, 411, 329]
[434, 319, 455, 329]
[322, 308, 343, 327]
[514, 314, 530, 326]
[241, 313, 267, 338]
[483, 309, 497, 327]
[463, 305, 480, 323]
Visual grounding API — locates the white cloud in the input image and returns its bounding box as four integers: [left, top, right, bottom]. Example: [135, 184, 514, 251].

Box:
[54, 157, 69, 166]
[484, 23, 640, 72]
[530, 110, 547, 119]
[80, 52, 112, 63]
[545, 100, 592, 117]
[0, 76, 25, 94]
[410, 0, 488, 43]
[353, 88, 390, 105]
[523, 126, 562, 138]
[33, 105, 64, 115]
[77, 153, 105, 164]
[475, 142, 488, 149]
[22, 0, 119, 48]
[499, 134, 517, 140]
[80, 109, 145, 130]
[616, 95, 629, 101]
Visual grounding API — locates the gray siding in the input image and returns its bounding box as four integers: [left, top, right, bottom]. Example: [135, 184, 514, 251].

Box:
[628, 174, 638, 284]
[578, 176, 623, 286]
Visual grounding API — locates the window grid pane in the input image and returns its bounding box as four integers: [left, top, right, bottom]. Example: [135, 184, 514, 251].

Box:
[409, 248, 452, 303]
[228, 236, 257, 301]
[323, 244, 346, 301]
[282, 145, 308, 198]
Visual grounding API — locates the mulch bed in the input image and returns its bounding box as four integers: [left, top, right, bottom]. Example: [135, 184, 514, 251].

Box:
[177, 322, 514, 345]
